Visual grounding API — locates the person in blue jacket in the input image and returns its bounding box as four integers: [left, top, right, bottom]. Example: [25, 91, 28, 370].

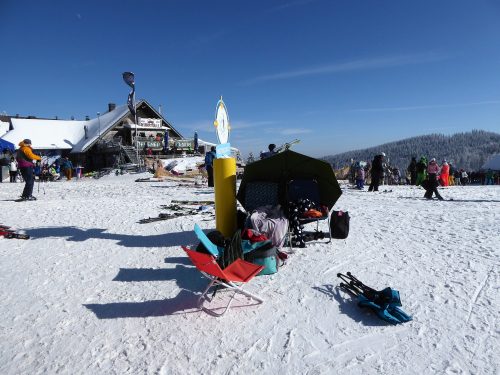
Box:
[204, 146, 216, 187]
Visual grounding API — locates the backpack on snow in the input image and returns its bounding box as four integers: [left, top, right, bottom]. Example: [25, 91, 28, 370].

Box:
[244, 243, 279, 276]
[330, 210, 350, 239]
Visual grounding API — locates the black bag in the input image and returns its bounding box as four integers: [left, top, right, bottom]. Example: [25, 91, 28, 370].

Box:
[330, 210, 350, 239]
[195, 229, 243, 269]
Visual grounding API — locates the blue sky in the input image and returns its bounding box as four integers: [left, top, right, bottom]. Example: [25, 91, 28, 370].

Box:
[1, 0, 499, 158]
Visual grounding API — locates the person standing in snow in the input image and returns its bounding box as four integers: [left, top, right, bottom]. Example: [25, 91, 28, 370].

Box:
[439, 159, 450, 186]
[204, 146, 217, 187]
[355, 162, 365, 190]
[415, 156, 428, 186]
[424, 158, 444, 200]
[16, 139, 42, 200]
[407, 157, 417, 185]
[9, 157, 18, 183]
[61, 156, 74, 180]
[368, 153, 385, 192]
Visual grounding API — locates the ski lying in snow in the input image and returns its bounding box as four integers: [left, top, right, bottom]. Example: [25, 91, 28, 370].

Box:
[0, 228, 30, 240]
[138, 210, 213, 224]
[170, 200, 214, 205]
[138, 212, 186, 224]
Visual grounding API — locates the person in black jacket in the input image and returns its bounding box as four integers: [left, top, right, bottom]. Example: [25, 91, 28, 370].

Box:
[204, 146, 216, 187]
[407, 157, 417, 185]
[368, 153, 385, 192]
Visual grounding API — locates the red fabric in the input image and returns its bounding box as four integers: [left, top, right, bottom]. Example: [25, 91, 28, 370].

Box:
[182, 246, 263, 282]
[242, 229, 268, 242]
[301, 209, 323, 218]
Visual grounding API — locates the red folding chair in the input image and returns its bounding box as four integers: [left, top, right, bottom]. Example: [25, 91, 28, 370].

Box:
[182, 246, 264, 317]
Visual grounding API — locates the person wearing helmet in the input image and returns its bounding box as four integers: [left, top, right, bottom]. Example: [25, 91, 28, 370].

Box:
[16, 139, 42, 200]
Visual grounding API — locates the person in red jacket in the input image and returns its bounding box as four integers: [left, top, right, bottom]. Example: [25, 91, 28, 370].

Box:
[16, 139, 42, 200]
[439, 160, 450, 187]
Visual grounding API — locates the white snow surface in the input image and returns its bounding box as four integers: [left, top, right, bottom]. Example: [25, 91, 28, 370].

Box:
[160, 156, 204, 174]
[0, 176, 498, 375]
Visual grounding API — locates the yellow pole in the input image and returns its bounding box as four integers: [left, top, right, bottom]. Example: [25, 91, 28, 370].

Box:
[214, 157, 237, 237]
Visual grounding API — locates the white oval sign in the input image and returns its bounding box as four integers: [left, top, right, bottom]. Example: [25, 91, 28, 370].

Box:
[213, 98, 230, 144]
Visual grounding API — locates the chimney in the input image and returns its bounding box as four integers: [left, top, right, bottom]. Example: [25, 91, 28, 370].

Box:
[108, 103, 116, 112]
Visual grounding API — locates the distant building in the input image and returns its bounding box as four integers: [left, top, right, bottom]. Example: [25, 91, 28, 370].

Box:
[0, 100, 184, 170]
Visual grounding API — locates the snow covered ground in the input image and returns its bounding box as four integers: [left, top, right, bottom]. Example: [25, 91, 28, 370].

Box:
[0, 174, 498, 375]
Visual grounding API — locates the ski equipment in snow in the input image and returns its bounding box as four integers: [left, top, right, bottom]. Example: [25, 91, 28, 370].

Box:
[337, 272, 412, 324]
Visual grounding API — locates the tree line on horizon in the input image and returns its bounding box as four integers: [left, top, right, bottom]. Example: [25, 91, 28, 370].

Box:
[322, 130, 500, 172]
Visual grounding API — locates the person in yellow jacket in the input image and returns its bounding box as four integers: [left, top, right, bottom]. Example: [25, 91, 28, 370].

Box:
[16, 139, 41, 200]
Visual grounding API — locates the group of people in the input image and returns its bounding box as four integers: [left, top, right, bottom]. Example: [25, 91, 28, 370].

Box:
[352, 153, 446, 200]
[11, 139, 75, 201]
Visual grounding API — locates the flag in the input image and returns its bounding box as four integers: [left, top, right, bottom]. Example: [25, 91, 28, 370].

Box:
[123, 72, 136, 116]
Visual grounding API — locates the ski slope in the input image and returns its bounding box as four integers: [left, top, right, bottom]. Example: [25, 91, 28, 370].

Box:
[0, 175, 498, 374]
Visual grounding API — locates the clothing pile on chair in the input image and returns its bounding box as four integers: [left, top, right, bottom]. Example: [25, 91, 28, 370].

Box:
[287, 198, 326, 248]
[248, 205, 289, 250]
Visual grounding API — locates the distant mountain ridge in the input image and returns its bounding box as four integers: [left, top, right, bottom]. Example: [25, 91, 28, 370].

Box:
[322, 130, 500, 171]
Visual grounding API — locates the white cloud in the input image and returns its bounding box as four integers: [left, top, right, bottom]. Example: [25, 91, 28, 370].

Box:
[243, 52, 447, 85]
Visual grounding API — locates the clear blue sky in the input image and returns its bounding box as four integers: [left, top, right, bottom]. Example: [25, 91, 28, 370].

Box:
[1, 0, 499, 158]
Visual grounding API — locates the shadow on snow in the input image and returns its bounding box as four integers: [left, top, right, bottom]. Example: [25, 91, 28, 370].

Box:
[25, 226, 200, 248]
[313, 284, 387, 327]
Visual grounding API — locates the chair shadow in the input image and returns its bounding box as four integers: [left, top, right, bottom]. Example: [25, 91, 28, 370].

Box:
[86, 262, 207, 319]
[113, 264, 205, 292]
[84, 289, 200, 319]
[312, 284, 386, 326]
[25, 226, 200, 248]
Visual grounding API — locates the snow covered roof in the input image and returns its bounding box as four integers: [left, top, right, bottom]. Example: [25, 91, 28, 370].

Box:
[0, 120, 9, 137]
[0, 100, 183, 153]
[0, 104, 130, 151]
[481, 154, 500, 170]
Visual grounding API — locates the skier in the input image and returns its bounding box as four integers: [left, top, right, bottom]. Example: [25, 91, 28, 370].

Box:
[16, 139, 41, 200]
[424, 158, 444, 200]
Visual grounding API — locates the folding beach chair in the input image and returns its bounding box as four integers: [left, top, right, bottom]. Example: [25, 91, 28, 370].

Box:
[182, 246, 264, 317]
[287, 179, 332, 244]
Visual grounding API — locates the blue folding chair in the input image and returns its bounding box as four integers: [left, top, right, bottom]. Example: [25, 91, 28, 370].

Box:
[193, 223, 222, 257]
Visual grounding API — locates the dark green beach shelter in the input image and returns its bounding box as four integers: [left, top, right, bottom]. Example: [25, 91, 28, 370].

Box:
[237, 150, 342, 211]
